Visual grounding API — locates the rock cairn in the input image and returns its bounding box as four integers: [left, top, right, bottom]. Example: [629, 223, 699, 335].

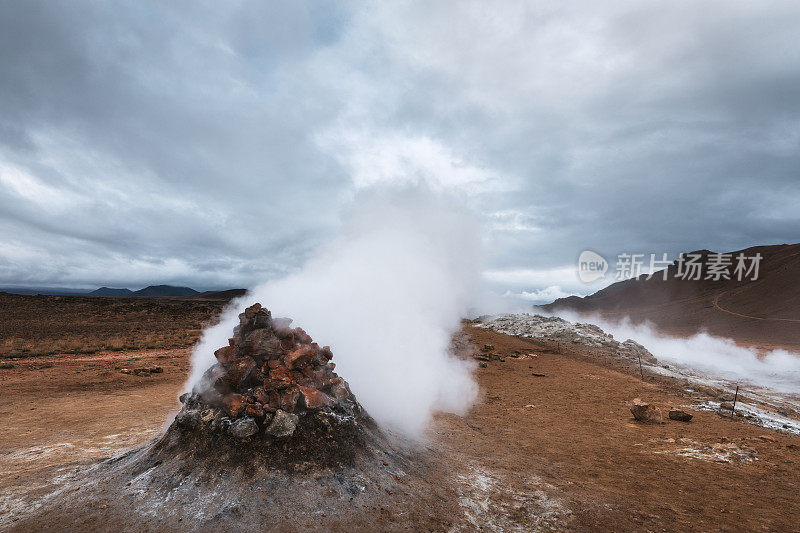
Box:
[174, 303, 364, 441]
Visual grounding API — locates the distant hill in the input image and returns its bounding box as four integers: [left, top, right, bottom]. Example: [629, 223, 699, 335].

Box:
[0, 287, 91, 296]
[190, 289, 247, 300]
[133, 285, 199, 297]
[88, 287, 135, 297]
[543, 243, 800, 348]
[0, 284, 244, 299]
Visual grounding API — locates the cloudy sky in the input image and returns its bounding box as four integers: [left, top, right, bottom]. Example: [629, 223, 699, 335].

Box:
[1, 1, 798, 299]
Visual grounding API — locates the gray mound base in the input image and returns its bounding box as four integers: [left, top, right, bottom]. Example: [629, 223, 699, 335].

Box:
[7, 421, 455, 532]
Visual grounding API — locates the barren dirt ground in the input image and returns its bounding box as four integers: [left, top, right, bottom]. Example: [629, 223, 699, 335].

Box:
[2, 327, 799, 531]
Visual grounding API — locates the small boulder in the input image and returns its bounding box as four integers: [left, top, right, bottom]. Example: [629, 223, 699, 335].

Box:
[266, 409, 299, 438]
[285, 346, 315, 369]
[252, 386, 270, 405]
[210, 412, 232, 433]
[320, 346, 334, 361]
[229, 417, 259, 439]
[668, 409, 693, 422]
[214, 346, 237, 366]
[198, 363, 226, 391]
[719, 402, 735, 411]
[280, 387, 300, 412]
[223, 357, 256, 390]
[175, 409, 202, 429]
[244, 403, 265, 419]
[200, 409, 217, 424]
[269, 365, 292, 382]
[240, 329, 282, 358]
[293, 327, 313, 345]
[221, 393, 248, 418]
[630, 399, 663, 423]
[298, 385, 332, 409]
[329, 382, 350, 400]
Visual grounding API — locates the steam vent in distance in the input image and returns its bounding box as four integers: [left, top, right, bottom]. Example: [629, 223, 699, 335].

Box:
[173, 303, 372, 463]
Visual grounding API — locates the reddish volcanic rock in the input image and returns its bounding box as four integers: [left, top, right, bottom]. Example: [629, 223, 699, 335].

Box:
[330, 382, 350, 400]
[178, 303, 365, 441]
[252, 386, 270, 405]
[214, 346, 237, 366]
[222, 393, 248, 417]
[245, 403, 266, 419]
[299, 385, 331, 409]
[241, 329, 282, 358]
[293, 327, 313, 345]
[280, 387, 300, 412]
[285, 346, 315, 369]
[269, 365, 292, 382]
[225, 357, 256, 389]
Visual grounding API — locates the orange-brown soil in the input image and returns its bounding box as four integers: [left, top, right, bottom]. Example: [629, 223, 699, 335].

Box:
[2, 323, 799, 531]
[0, 293, 227, 357]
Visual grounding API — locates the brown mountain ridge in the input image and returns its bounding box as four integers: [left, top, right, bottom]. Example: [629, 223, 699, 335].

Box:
[543, 243, 800, 349]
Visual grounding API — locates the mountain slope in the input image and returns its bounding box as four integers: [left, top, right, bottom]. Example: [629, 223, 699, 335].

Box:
[544, 243, 800, 348]
[88, 287, 135, 297]
[133, 285, 198, 297]
[190, 288, 247, 300]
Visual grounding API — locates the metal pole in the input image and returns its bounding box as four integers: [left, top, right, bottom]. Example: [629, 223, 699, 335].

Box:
[638, 354, 644, 380]
[732, 385, 739, 416]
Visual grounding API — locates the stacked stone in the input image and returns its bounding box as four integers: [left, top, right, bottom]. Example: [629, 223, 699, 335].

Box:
[176, 303, 356, 440]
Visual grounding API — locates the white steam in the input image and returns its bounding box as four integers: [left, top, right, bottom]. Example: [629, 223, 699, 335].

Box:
[552, 310, 800, 394]
[187, 186, 480, 437]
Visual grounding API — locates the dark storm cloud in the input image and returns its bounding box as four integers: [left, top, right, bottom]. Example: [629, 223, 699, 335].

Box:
[0, 1, 798, 295]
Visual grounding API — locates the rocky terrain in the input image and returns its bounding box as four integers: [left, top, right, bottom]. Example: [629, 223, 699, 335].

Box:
[0, 292, 227, 357]
[478, 313, 658, 364]
[2, 299, 800, 531]
[3, 303, 458, 531]
[173, 302, 372, 466]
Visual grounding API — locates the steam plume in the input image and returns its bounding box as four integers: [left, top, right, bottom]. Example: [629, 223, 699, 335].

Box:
[187, 186, 480, 436]
[553, 310, 800, 394]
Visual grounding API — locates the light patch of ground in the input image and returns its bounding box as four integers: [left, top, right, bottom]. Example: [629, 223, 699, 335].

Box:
[652, 438, 758, 464]
[452, 465, 570, 532]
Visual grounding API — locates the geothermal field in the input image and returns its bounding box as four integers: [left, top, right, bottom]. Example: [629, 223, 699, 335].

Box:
[3, 2, 800, 531]
[1, 285, 799, 531]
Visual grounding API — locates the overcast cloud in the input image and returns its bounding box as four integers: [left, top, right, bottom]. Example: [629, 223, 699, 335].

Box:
[1, 1, 798, 298]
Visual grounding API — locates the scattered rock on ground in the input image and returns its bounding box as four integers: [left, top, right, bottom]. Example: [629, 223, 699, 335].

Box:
[669, 409, 693, 422]
[630, 399, 663, 423]
[120, 366, 163, 376]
